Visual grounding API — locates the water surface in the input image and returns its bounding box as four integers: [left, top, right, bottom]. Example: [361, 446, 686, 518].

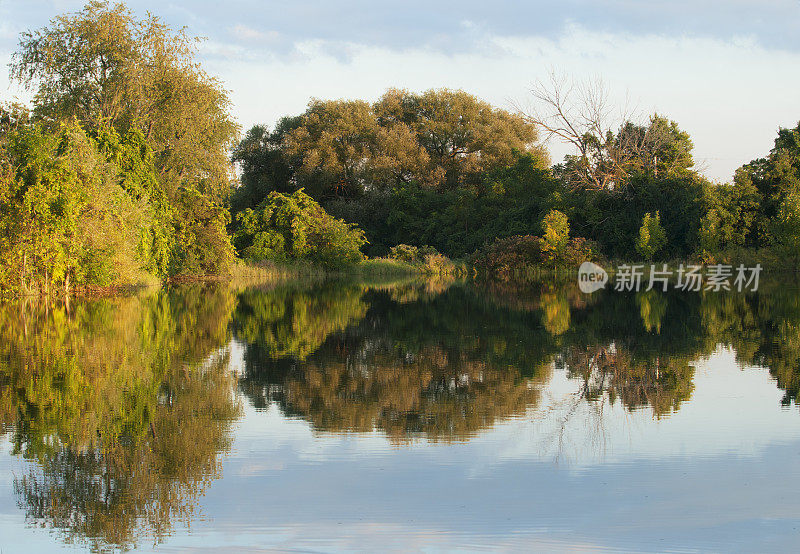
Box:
[1, 277, 800, 552]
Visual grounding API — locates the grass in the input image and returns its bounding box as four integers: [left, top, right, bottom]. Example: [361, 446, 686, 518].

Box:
[351, 258, 420, 276]
[228, 260, 326, 281]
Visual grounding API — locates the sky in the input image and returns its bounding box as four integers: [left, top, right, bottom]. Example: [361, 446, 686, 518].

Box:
[1, 0, 799, 182]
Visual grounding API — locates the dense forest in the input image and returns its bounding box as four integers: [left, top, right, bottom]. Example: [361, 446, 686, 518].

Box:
[2, 1, 800, 296]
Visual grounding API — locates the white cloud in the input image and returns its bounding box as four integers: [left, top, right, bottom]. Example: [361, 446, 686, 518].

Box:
[230, 24, 280, 43]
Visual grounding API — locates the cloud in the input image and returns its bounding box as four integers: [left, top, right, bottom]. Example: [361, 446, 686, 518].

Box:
[230, 24, 280, 43]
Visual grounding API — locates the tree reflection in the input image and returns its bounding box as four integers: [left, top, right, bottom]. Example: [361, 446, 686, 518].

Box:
[236, 283, 556, 442]
[234, 282, 368, 360]
[0, 285, 240, 550]
[699, 283, 800, 406]
[560, 345, 695, 418]
[5, 274, 800, 549]
[235, 278, 800, 436]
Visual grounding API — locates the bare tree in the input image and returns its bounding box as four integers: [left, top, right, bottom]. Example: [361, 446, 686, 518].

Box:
[519, 72, 679, 192]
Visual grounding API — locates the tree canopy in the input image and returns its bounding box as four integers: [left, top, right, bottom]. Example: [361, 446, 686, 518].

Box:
[1, 1, 239, 294]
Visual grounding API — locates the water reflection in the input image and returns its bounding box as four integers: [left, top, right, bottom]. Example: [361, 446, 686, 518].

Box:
[0, 286, 240, 550]
[3, 276, 800, 550]
[236, 283, 555, 443]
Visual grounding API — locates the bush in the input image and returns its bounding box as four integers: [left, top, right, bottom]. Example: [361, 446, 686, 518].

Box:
[234, 189, 367, 270]
[471, 233, 600, 280]
[471, 235, 542, 280]
[388, 243, 439, 264]
[420, 253, 465, 276]
[388, 244, 419, 263]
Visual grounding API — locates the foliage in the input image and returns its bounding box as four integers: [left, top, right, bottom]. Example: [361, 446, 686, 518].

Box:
[11, 0, 239, 199]
[636, 211, 667, 261]
[567, 173, 705, 260]
[0, 119, 156, 294]
[471, 233, 598, 280]
[234, 189, 366, 269]
[3, 1, 240, 293]
[233, 88, 546, 210]
[230, 118, 300, 217]
[541, 209, 570, 259]
[388, 243, 439, 264]
[698, 178, 761, 256]
[171, 185, 235, 275]
[772, 190, 800, 263]
[731, 121, 800, 250]
[373, 88, 547, 190]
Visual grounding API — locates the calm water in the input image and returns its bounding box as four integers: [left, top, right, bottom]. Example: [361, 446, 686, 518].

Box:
[2, 277, 800, 552]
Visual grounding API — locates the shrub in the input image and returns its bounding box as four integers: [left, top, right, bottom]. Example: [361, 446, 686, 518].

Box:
[562, 237, 601, 266]
[234, 189, 367, 270]
[388, 244, 419, 263]
[388, 243, 439, 264]
[420, 253, 464, 276]
[636, 211, 667, 261]
[471, 233, 600, 280]
[471, 235, 543, 280]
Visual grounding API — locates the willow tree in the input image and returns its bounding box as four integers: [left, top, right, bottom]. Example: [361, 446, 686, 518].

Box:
[284, 99, 428, 199]
[11, 1, 239, 199]
[375, 88, 546, 189]
[9, 2, 238, 278]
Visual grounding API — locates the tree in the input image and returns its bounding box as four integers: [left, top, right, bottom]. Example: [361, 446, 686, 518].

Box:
[284, 99, 425, 200]
[733, 121, 800, 249]
[7, 2, 240, 283]
[230, 117, 302, 215]
[0, 119, 162, 294]
[11, 1, 239, 199]
[525, 74, 695, 191]
[636, 211, 667, 261]
[375, 88, 545, 190]
[772, 190, 800, 264]
[697, 179, 761, 255]
[541, 209, 570, 259]
[237, 88, 546, 207]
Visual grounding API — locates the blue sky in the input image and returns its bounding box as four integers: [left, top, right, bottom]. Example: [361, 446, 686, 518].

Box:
[1, 0, 799, 180]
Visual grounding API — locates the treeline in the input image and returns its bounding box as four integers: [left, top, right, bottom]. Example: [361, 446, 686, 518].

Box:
[3, 2, 800, 296]
[232, 84, 800, 273]
[0, 2, 238, 295]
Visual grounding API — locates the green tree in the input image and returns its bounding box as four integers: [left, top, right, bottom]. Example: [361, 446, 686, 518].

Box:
[234, 189, 366, 269]
[374, 87, 546, 190]
[0, 119, 159, 294]
[230, 118, 302, 216]
[732, 121, 800, 248]
[541, 209, 570, 259]
[284, 98, 426, 200]
[636, 211, 667, 261]
[11, 0, 239, 199]
[697, 179, 761, 256]
[8, 1, 239, 281]
[772, 190, 800, 264]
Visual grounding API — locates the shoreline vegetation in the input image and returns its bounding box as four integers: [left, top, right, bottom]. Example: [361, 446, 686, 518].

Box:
[2, 2, 800, 299]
